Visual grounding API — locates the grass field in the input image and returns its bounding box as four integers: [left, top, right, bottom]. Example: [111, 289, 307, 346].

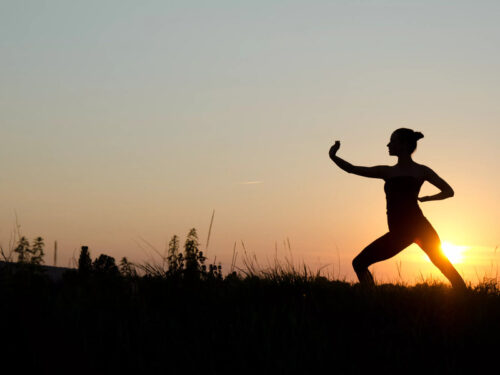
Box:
[1, 252, 499, 375]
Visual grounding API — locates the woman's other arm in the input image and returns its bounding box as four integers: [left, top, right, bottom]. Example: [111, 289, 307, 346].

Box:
[418, 166, 454, 202]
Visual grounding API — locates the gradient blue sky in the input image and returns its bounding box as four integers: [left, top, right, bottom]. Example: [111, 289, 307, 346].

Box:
[1, 1, 499, 284]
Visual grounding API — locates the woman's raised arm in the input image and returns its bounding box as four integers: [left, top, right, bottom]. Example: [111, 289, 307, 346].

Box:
[329, 141, 388, 179]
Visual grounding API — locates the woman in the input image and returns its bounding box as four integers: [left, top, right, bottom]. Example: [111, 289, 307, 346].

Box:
[328, 128, 466, 290]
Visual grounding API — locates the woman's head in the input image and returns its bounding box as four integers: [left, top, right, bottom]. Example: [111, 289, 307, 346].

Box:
[387, 128, 424, 156]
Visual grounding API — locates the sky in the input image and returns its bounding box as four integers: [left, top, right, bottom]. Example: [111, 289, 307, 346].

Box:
[1, 0, 499, 285]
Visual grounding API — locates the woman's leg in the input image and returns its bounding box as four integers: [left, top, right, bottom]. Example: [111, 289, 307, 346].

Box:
[352, 231, 414, 286]
[415, 218, 467, 291]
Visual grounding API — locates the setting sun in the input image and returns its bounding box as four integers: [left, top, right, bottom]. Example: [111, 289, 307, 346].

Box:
[420, 241, 468, 264]
[440, 242, 468, 264]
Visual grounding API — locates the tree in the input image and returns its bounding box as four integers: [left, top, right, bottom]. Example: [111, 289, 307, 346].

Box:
[183, 228, 206, 277]
[93, 254, 119, 275]
[30, 237, 45, 265]
[13, 236, 45, 265]
[167, 235, 183, 274]
[78, 246, 92, 274]
[14, 236, 30, 263]
[119, 257, 136, 277]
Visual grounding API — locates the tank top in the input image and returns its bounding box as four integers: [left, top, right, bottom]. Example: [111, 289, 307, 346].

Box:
[383, 175, 424, 220]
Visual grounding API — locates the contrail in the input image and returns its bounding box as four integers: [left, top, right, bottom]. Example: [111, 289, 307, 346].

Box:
[236, 181, 263, 185]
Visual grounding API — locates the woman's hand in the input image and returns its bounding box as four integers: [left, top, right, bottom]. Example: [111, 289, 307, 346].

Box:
[329, 141, 340, 159]
[418, 191, 454, 202]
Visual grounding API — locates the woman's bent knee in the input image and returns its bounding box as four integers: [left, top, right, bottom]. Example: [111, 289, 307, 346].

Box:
[352, 256, 366, 273]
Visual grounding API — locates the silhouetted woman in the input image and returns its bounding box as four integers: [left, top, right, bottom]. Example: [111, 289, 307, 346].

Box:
[328, 128, 466, 290]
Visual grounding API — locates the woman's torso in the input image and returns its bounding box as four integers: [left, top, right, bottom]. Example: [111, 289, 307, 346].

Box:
[383, 166, 426, 231]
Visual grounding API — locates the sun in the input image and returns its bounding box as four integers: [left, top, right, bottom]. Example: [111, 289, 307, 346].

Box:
[440, 241, 467, 264]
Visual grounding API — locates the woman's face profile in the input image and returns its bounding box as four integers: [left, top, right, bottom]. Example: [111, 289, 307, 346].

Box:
[387, 134, 397, 155]
[387, 133, 406, 156]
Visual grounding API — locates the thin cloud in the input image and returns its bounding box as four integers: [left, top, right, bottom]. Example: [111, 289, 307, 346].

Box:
[236, 181, 264, 185]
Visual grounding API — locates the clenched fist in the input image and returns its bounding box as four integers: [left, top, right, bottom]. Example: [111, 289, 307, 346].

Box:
[329, 141, 340, 159]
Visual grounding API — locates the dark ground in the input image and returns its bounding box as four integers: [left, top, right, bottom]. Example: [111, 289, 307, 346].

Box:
[1, 264, 498, 374]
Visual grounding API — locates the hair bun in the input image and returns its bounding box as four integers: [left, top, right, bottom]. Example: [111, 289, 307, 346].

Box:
[414, 131, 424, 140]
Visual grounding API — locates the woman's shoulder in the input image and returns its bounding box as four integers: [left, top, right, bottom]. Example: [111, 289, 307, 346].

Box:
[415, 163, 435, 177]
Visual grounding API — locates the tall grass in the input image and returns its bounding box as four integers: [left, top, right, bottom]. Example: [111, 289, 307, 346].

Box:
[2, 240, 500, 374]
[3, 220, 500, 373]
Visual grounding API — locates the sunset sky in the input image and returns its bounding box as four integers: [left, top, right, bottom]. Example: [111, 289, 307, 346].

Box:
[1, 1, 499, 285]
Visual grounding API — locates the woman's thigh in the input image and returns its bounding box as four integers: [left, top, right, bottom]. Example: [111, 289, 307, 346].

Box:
[414, 216, 444, 258]
[354, 231, 414, 268]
